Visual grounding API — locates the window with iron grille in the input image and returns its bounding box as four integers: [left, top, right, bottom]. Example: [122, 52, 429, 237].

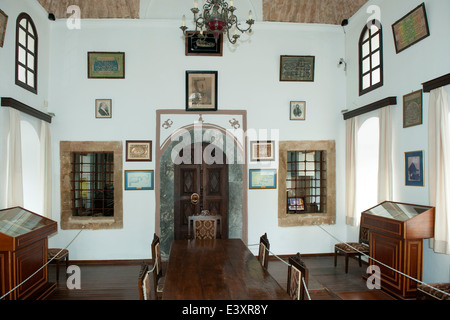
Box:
[286, 151, 327, 214]
[72, 152, 114, 217]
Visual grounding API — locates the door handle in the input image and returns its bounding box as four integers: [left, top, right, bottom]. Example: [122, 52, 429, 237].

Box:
[190, 193, 200, 205]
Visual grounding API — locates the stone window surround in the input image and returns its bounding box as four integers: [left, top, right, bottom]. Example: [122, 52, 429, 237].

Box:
[60, 141, 123, 230]
[278, 140, 336, 227]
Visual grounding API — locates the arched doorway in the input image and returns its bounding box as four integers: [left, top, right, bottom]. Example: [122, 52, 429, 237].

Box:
[157, 122, 246, 256]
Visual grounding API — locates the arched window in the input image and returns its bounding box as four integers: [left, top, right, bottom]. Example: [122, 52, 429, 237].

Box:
[359, 20, 383, 96]
[16, 13, 38, 94]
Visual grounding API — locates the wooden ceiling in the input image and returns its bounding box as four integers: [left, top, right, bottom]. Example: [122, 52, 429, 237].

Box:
[37, 0, 369, 25]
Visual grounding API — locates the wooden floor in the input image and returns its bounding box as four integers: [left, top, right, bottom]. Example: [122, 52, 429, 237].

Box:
[47, 255, 396, 300]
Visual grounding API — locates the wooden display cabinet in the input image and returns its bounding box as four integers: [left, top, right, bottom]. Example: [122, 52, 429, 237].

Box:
[0, 207, 57, 300]
[361, 201, 435, 299]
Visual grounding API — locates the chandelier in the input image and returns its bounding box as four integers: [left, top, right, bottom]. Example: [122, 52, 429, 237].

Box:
[180, 0, 255, 44]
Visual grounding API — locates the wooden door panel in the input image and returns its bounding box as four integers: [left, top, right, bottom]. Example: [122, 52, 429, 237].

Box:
[174, 144, 229, 240]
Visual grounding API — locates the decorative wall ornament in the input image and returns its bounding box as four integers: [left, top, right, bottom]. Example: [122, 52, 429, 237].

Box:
[392, 3, 430, 54]
[126, 140, 152, 162]
[162, 119, 173, 129]
[403, 90, 423, 128]
[229, 118, 240, 129]
[88, 52, 125, 79]
[280, 56, 315, 82]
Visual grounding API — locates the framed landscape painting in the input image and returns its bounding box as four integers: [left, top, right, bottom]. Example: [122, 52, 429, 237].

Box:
[249, 169, 277, 190]
[125, 170, 154, 190]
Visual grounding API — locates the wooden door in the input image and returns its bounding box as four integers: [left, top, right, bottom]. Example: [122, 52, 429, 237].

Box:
[174, 143, 228, 240]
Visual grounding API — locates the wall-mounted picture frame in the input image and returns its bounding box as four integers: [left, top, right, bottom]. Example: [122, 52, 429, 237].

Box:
[290, 101, 306, 120]
[88, 52, 125, 79]
[250, 141, 275, 162]
[280, 55, 315, 82]
[392, 3, 430, 54]
[126, 140, 152, 162]
[405, 151, 424, 186]
[125, 170, 154, 190]
[185, 31, 223, 56]
[249, 169, 277, 190]
[186, 70, 218, 111]
[0, 9, 8, 48]
[95, 99, 112, 118]
[403, 90, 423, 128]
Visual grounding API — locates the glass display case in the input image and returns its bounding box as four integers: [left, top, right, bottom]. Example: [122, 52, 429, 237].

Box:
[363, 201, 431, 222]
[0, 207, 57, 300]
[0, 207, 55, 237]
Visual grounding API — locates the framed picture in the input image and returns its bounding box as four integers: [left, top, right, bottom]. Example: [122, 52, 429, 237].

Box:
[125, 170, 154, 190]
[280, 55, 315, 82]
[392, 3, 430, 54]
[186, 71, 218, 111]
[88, 52, 125, 79]
[250, 141, 275, 162]
[405, 151, 424, 186]
[249, 169, 277, 190]
[403, 90, 423, 128]
[185, 31, 223, 56]
[0, 9, 8, 48]
[126, 140, 152, 161]
[95, 99, 112, 118]
[290, 101, 306, 120]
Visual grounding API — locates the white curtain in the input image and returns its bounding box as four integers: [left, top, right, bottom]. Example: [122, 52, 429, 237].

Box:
[40, 121, 52, 218]
[7, 109, 23, 207]
[345, 117, 358, 226]
[428, 87, 450, 255]
[378, 106, 393, 203]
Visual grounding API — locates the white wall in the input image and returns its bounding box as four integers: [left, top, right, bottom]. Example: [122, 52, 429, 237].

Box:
[46, 15, 347, 260]
[345, 0, 450, 282]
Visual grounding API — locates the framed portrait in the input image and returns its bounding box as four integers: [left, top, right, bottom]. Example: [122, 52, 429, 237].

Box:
[0, 9, 8, 48]
[95, 99, 112, 118]
[250, 141, 275, 162]
[403, 90, 423, 128]
[249, 169, 277, 190]
[88, 52, 125, 79]
[290, 101, 306, 120]
[126, 140, 152, 162]
[280, 55, 315, 82]
[125, 170, 154, 190]
[405, 151, 424, 186]
[392, 3, 430, 54]
[185, 31, 223, 56]
[186, 71, 218, 111]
